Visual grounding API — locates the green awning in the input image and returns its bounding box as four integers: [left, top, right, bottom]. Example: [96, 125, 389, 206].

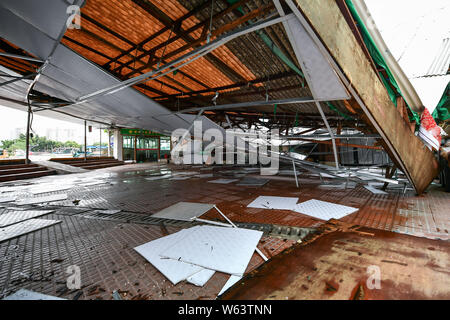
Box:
[432, 81, 450, 123]
[345, 0, 421, 125]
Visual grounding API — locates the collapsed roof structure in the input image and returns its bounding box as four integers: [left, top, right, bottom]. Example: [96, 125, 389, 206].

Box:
[0, 0, 441, 193]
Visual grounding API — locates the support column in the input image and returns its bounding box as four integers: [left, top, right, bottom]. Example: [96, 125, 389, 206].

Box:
[157, 136, 161, 161]
[134, 136, 137, 163]
[84, 120, 87, 162]
[25, 105, 31, 164]
[112, 129, 123, 161]
[99, 127, 102, 158]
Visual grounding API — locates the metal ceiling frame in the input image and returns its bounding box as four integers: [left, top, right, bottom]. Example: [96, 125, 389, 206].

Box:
[74, 13, 294, 105]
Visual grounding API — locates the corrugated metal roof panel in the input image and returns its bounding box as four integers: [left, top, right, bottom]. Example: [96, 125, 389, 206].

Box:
[424, 38, 450, 77]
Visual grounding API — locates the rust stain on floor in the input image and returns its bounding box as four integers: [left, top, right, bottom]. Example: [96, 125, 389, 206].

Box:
[220, 222, 450, 300]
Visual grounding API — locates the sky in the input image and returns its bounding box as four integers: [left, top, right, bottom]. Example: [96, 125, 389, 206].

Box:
[0, 0, 449, 143]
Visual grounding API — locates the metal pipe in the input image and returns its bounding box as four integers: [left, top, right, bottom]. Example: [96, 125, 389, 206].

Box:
[292, 160, 299, 188]
[281, 134, 381, 139]
[168, 96, 342, 114]
[76, 14, 291, 104]
[316, 101, 339, 169]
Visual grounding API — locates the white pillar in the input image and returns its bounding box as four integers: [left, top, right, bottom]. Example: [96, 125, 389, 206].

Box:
[113, 129, 123, 161]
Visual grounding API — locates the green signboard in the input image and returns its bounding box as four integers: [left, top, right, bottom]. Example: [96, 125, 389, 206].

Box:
[120, 128, 166, 136]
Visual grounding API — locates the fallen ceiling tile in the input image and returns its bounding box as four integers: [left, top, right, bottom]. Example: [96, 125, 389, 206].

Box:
[134, 227, 205, 285]
[0, 197, 16, 203]
[186, 268, 216, 287]
[207, 179, 239, 184]
[364, 185, 388, 195]
[0, 219, 61, 243]
[152, 202, 215, 221]
[294, 199, 358, 220]
[0, 210, 54, 227]
[161, 225, 263, 276]
[218, 275, 242, 296]
[29, 185, 73, 195]
[237, 178, 269, 187]
[15, 194, 68, 205]
[2, 289, 66, 300]
[247, 196, 299, 210]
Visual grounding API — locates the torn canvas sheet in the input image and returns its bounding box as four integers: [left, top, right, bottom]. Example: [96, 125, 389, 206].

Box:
[294, 199, 358, 220]
[152, 202, 215, 221]
[247, 196, 299, 210]
[134, 227, 205, 285]
[161, 225, 263, 276]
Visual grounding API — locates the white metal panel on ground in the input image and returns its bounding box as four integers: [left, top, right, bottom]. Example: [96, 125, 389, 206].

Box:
[294, 199, 358, 220]
[15, 194, 68, 205]
[152, 202, 215, 221]
[0, 219, 61, 243]
[29, 185, 73, 195]
[2, 289, 66, 300]
[171, 172, 198, 176]
[145, 174, 172, 181]
[364, 185, 388, 195]
[247, 196, 299, 210]
[218, 275, 242, 296]
[168, 177, 191, 181]
[80, 181, 108, 186]
[186, 269, 216, 287]
[162, 225, 263, 276]
[95, 209, 121, 215]
[134, 228, 204, 285]
[0, 197, 16, 203]
[0, 210, 54, 227]
[319, 182, 357, 189]
[236, 178, 269, 186]
[207, 179, 238, 184]
[195, 173, 214, 178]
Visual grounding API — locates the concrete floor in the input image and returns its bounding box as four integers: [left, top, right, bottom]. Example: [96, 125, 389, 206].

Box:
[0, 162, 449, 300]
